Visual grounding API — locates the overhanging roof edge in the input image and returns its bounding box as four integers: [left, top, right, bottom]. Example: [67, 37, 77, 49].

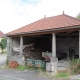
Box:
[5, 26, 80, 37]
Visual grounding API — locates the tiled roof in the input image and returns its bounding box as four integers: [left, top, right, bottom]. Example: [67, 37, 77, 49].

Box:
[7, 13, 80, 35]
[0, 31, 4, 38]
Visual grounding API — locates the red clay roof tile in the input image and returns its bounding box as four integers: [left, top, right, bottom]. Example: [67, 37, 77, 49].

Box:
[0, 31, 4, 37]
[7, 14, 80, 35]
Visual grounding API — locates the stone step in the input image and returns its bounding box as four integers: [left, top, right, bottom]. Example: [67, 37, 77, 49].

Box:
[57, 66, 69, 73]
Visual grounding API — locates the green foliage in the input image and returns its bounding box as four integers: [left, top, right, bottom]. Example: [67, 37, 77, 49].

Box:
[1, 38, 7, 48]
[55, 72, 69, 78]
[76, 13, 80, 19]
[17, 65, 27, 71]
[26, 66, 36, 70]
[0, 38, 7, 53]
[69, 58, 80, 75]
[28, 66, 44, 70]
[16, 65, 45, 71]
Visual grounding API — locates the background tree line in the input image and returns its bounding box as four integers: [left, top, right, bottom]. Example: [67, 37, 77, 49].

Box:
[77, 13, 80, 19]
[0, 38, 7, 54]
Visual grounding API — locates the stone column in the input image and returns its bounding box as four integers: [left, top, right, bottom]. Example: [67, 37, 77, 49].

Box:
[52, 33, 56, 58]
[46, 33, 57, 73]
[20, 36, 23, 57]
[51, 33, 57, 73]
[79, 30, 80, 59]
[7, 37, 10, 57]
[18, 36, 25, 65]
[10, 37, 12, 56]
[7, 37, 12, 61]
[7, 37, 12, 56]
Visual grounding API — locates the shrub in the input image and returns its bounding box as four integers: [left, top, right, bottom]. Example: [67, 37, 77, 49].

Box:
[69, 58, 80, 75]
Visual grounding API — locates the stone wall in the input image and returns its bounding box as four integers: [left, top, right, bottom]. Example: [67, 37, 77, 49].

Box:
[12, 37, 20, 47]
[56, 38, 79, 55]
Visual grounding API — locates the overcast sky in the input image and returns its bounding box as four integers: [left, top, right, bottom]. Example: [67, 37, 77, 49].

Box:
[0, 0, 80, 33]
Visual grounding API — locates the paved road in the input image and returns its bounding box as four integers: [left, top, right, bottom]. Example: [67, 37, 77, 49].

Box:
[0, 69, 52, 80]
[0, 54, 7, 66]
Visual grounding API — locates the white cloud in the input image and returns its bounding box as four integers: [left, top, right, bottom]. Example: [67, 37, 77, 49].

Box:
[0, 0, 37, 33]
[0, 0, 80, 33]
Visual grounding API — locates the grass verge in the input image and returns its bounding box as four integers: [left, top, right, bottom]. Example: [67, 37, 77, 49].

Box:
[55, 72, 69, 78]
[17, 65, 27, 71]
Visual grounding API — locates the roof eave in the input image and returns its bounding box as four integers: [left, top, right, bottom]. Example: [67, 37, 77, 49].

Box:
[5, 25, 80, 37]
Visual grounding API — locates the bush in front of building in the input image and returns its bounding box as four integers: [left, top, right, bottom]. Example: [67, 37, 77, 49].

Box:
[69, 58, 80, 75]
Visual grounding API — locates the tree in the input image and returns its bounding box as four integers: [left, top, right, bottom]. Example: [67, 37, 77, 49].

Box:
[76, 13, 80, 19]
[0, 38, 7, 53]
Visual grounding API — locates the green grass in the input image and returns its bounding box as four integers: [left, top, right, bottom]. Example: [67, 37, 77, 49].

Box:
[16, 65, 45, 71]
[55, 72, 69, 78]
[17, 65, 27, 71]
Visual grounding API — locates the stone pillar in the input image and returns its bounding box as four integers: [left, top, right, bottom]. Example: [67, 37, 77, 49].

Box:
[7, 37, 12, 57]
[52, 33, 56, 58]
[7, 37, 10, 57]
[18, 36, 25, 65]
[46, 33, 57, 73]
[20, 36, 23, 57]
[7, 37, 12, 61]
[79, 30, 80, 59]
[10, 37, 12, 56]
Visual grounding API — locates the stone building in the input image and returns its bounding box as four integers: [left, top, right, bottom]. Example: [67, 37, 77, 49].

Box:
[5, 13, 80, 72]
